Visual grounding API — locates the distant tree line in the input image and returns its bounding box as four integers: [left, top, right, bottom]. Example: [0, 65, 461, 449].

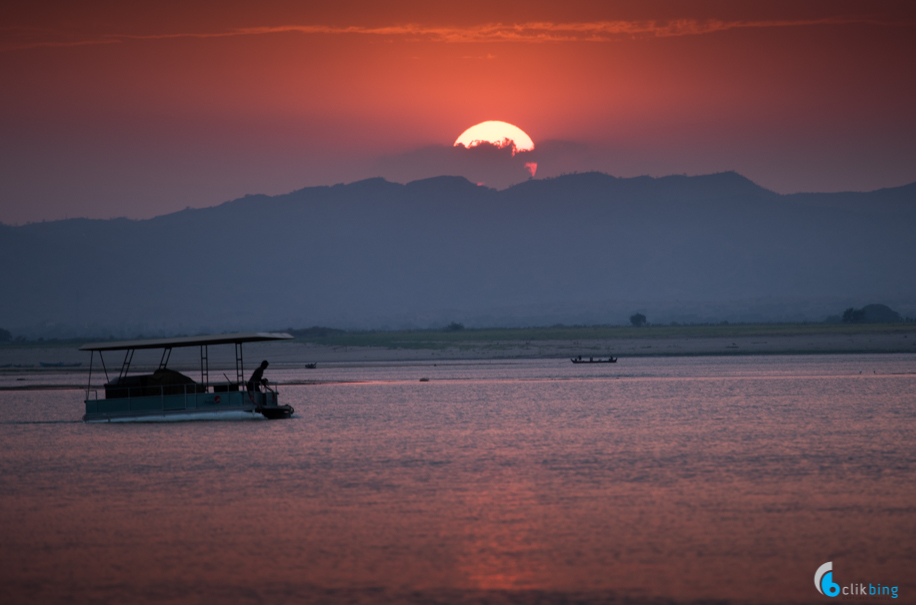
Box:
[288, 323, 470, 339]
[630, 313, 647, 327]
[287, 326, 346, 339]
[842, 308, 867, 323]
[841, 304, 903, 324]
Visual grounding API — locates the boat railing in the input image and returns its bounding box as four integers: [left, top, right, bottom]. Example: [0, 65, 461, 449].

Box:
[240, 380, 279, 396]
[89, 381, 253, 414]
[103, 380, 276, 397]
[88, 378, 281, 415]
[212, 381, 241, 393]
[103, 380, 260, 396]
[104, 382, 205, 400]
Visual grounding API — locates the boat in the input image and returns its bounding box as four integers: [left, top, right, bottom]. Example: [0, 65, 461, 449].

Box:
[80, 332, 295, 422]
[40, 362, 83, 368]
[571, 356, 617, 364]
[304, 363, 317, 369]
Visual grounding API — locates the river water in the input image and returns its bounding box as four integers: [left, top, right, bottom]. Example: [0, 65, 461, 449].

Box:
[1, 355, 914, 604]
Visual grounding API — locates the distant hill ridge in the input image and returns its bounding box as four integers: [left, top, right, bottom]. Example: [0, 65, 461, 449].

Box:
[2, 171, 914, 337]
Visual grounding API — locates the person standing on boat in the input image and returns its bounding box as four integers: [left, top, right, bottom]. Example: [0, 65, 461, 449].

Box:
[247, 360, 269, 393]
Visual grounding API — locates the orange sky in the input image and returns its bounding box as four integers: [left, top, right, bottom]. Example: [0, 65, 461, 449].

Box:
[2, 1, 915, 222]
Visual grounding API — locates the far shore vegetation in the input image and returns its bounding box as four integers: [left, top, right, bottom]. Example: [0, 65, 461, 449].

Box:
[3, 313, 915, 351]
[282, 321, 916, 350]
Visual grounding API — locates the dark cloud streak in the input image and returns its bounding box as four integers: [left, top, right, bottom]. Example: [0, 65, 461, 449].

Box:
[4, 16, 913, 52]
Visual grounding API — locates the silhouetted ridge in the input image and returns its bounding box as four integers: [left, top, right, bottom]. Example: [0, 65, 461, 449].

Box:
[405, 175, 484, 195]
[504, 171, 771, 203]
[2, 171, 914, 336]
[653, 171, 771, 198]
[333, 176, 400, 194]
[786, 180, 916, 216]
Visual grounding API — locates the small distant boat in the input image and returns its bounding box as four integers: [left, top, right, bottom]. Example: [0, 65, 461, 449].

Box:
[304, 363, 317, 369]
[40, 362, 83, 368]
[571, 356, 617, 364]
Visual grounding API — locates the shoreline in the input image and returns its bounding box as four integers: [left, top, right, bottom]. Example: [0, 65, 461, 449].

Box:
[2, 328, 915, 372]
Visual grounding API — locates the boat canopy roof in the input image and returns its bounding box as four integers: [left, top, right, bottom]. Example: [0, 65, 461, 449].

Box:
[79, 332, 294, 352]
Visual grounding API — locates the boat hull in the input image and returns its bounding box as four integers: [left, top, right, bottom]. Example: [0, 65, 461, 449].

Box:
[85, 410, 266, 423]
[258, 404, 294, 420]
[83, 389, 292, 422]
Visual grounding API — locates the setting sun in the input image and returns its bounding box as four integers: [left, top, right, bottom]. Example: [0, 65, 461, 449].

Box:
[454, 121, 535, 155]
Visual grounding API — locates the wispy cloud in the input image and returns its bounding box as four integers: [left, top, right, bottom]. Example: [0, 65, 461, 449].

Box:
[3, 17, 908, 52]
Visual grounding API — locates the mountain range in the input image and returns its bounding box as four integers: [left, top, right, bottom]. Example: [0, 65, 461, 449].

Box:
[2, 171, 914, 338]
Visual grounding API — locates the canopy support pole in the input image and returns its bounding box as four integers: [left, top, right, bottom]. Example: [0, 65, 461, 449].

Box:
[99, 352, 110, 383]
[158, 348, 172, 370]
[86, 351, 94, 399]
[200, 345, 209, 388]
[235, 342, 244, 385]
[118, 349, 134, 381]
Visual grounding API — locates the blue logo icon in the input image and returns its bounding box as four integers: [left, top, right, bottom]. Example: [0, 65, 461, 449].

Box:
[815, 561, 840, 597]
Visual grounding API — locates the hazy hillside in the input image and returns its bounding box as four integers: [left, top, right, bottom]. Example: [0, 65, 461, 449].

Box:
[2, 172, 914, 337]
